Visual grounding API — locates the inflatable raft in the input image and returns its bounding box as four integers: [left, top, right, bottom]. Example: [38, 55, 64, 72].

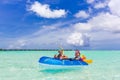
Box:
[39, 56, 88, 66]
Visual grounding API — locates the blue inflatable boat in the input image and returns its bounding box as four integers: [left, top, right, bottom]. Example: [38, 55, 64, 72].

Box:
[39, 56, 88, 66]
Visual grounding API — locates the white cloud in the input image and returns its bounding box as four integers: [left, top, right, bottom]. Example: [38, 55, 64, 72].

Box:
[67, 11, 120, 47]
[89, 13, 120, 32]
[73, 12, 120, 34]
[2, 11, 120, 49]
[1, 0, 120, 49]
[73, 23, 92, 32]
[108, 0, 120, 16]
[94, 2, 108, 9]
[66, 22, 91, 47]
[32, 22, 91, 47]
[67, 32, 89, 46]
[5, 22, 72, 49]
[4, 12, 120, 49]
[21, 12, 120, 48]
[28, 1, 66, 18]
[25, 0, 120, 48]
[86, 0, 94, 4]
[8, 39, 27, 49]
[74, 11, 89, 18]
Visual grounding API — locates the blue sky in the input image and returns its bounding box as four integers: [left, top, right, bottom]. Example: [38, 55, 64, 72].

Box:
[0, 0, 120, 50]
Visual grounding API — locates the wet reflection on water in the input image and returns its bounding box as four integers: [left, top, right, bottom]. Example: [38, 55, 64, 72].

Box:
[40, 68, 83, 74]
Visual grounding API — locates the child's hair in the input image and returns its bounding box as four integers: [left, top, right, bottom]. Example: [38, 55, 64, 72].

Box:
[75, 50, 80, 53]
[75, 50, 80, 56]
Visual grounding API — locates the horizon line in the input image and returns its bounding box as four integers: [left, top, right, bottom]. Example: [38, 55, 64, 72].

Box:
[0, 49, 120, 51]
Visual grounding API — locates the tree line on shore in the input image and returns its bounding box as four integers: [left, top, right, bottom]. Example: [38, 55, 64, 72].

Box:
[0, 49, 73, 51]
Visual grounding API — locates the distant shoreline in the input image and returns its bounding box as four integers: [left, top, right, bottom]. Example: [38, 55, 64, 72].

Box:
[0, 49, 120, 51]
[0, 49, 74, 51]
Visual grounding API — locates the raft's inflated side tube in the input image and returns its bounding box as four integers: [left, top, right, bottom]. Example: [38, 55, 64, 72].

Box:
[39, 56, 88, 66]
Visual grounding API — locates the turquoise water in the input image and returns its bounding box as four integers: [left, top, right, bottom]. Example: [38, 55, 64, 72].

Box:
[0, 51, 120, 80]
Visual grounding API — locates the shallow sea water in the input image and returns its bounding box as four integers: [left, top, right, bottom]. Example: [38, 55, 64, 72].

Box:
[0, 51, 120, 80]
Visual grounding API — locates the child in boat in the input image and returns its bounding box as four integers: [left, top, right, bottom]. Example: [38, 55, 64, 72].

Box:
[54, 50, 68, 59]
[74, 50, 82, 60]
